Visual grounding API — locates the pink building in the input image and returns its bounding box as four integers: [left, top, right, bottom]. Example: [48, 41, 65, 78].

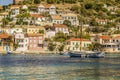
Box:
[27, 34, 44, 51]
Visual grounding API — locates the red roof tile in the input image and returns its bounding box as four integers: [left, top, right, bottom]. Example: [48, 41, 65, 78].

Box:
[27, 34, 43, 37]
[54, 24, 68, 28]
[114, 36, 120, 39]
[100, 36, 111, 40]
[0, 6, 3, 10]
[67, 38, 90, 42]
[31, 14, 44, 18]
[0, 34, 10, 39]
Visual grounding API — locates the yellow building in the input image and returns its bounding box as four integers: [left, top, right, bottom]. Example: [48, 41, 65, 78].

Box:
[0, 34, 14, 52]
[26, 26, 45, 34]
[66, 38, 92, 51]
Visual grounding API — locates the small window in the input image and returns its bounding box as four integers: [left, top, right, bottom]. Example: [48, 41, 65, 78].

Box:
[73, 42, 74, 45]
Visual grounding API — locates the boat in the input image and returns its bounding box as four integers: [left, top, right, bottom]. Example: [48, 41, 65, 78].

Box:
[7, 51, 12, 54]
[66, 13, 105, 58]
[68, 51, 105, 58]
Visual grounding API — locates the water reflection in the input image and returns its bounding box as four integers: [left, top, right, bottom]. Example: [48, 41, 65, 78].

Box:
[0, 54, 120, 80]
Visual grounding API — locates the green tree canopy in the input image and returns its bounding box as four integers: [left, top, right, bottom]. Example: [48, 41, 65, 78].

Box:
[63, 20, 71, 27]
[48, 42, 56, 51]
[54, 32, 67, 42]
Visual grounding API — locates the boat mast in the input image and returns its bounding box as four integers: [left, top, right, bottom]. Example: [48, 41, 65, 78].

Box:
[80, 20, 82, 51]
[79, 5, 83, 51]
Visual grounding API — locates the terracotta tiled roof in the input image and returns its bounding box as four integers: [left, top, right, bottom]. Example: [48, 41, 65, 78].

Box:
[0, 5, 3, 10]
[61, 13, 77, 17]
[67, 38, 90, 42]
[96, 19, 107, 22]
[31, 14, 44, 18]
[54, 24, 67, 28]
[0, 34, 10, 39]
[43, 4, 53, 8]
[100, 36, 111, 40]
[51, 15, 63, 20]
[0, 12, 9, 15]
[114, 36, 120, 39]
[37, 4, 54, 8]
[27, 34, 43, 37]
[10, 5, 21, 9]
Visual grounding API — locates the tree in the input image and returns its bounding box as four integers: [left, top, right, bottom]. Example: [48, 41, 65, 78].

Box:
[85, 3, 93, 9]
[71, 5, 80, 13]
[39, 30, 44, 34]
[92, 43, 102, 51]
[63, 20, 71, 27]
[58, 44, 64, 54]
[54, 32, 67, 42]
[16, 12, 30, 25]
[34, 0, 41, 4]
[48, 42, 56, 51]
[89, 19, 98, 26]
[47, 0, 56, 4]
[2, 17, 11, 27]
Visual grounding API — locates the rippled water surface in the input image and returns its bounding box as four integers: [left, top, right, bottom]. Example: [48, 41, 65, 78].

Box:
[0, 54, 120, 80]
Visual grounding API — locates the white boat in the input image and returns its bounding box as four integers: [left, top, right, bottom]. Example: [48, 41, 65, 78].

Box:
[68, 51, 105, 58]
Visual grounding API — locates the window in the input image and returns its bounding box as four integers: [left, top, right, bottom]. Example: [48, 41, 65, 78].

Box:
[73, 47, 74, 50]
[34, 45, 36, 47]
[116, 40, 119, 42]
[39, 40, 43, 44]
[39, 37, 42, 39]
[73, 42, 74, 45]
[30, 45, 32, 48]
[30, 40, 32, 43]
[34, 40, 36, 43]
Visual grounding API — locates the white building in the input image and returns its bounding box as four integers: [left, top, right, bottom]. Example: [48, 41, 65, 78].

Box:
[45, 30, 55, 38]
[15, 33, 28, 51]
[61, 13, 79, 26]
[10, 28, 23, 34]
[21, 5, 28, 9]
[53, 24, 69, 35]
[37, 4, 56, 14]
[10, 5, 20, 18]
[30, 14, 46, 25]
[51, 15, 64, 24]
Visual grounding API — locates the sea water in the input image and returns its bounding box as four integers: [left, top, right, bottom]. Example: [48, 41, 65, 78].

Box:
[0, 54, 120, 80]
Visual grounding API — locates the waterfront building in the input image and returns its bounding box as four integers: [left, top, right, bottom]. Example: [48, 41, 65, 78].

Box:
[27, 34, 44, 51]
[45, 30, 55, 38]
[44, 25, 55, 38]
[66, 38, 92, 51]
[53, 24, 69, 35]
[37, 4, 56, 15]
[99, 35, 120, 52]
[14, 33, 28, 51]
[99, 35, 111, 44]
[0, 34, 14, 52]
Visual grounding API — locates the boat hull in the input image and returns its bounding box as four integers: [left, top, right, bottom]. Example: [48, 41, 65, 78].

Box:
[68, 52, 105, 58]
